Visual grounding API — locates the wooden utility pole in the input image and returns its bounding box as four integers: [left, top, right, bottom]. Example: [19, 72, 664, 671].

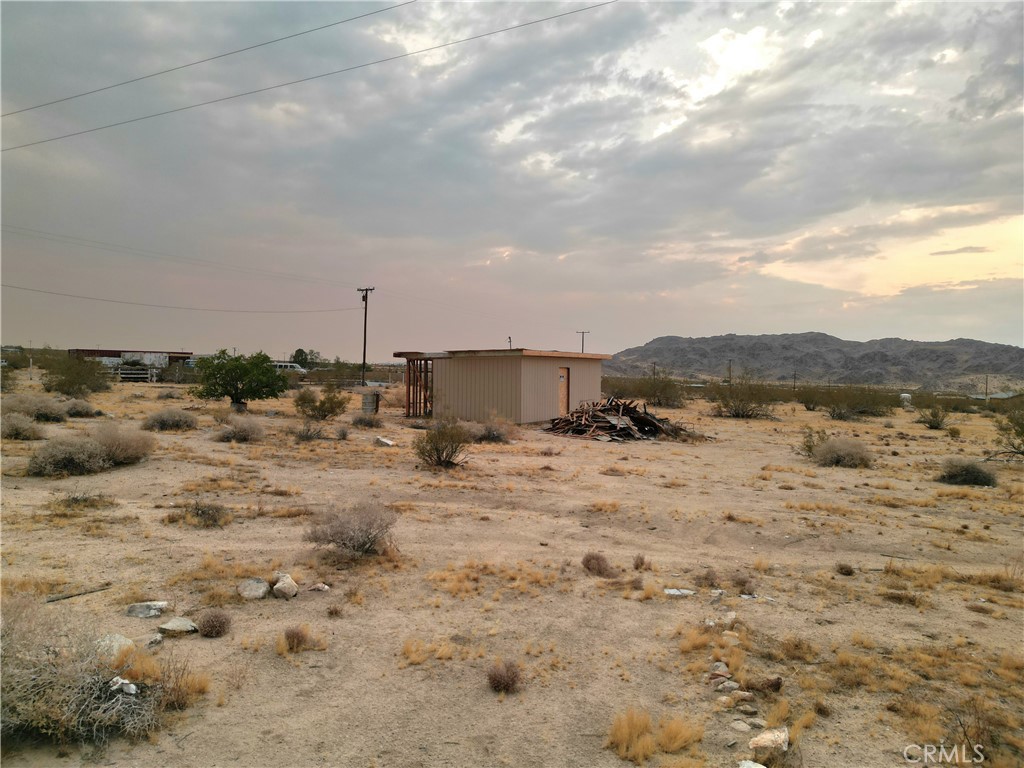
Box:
[357, 287, 375, 386]
[576, 330, 590, 353]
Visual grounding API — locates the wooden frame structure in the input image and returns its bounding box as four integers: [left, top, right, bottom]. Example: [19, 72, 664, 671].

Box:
[402, 356, 433, 417]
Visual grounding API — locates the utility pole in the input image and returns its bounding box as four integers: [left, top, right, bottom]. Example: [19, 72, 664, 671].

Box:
[727, 359, 733, 387]
[357, 287, 375, 386]
[28, 339, 33, 381]
[576, 330, 590, 354]
[792, 370, 797, 392]
[508, 337, 512, 350]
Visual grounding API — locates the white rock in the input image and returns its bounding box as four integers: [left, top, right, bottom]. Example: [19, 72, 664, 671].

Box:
[374, 437, 395, 447]
[237, 577, 270, 600]
[96, 634, 135, 660]
[126, 601, 169, 618]
[307, 582, 330, 592]
[738, 762, 768, 768]
[108, 676, 138, 694]
[716, 680, 741, 693]
[749, 727, 789, 752]
[272, 573, 299, 600]
[730, 720, 751, 732]
[664, 588, 695, 597]
[158, 617, 198, 637]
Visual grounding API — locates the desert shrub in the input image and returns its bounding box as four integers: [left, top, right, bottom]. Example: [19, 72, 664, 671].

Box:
[707, 375, 776, 419]
[156, 389, 181, 399]
[351, 413, 382, 429]
[0, 367, 17, 393]
[336, 425, 349, 441]
[835, 562, 855, 576]
[475, 420, 510, 444]
[582, 552, 617, 578]
[5, 394, 67, 422]
[142, 408, 197, 431]
[28, 438, 110, 476]
[214, 416, 263, 443]
[605, 708, 656, 764]
[1, 594, 163, 745]
[992, 410, 1024, 459]
[276, 624, 325, 655]
[486, 660, 521, 693]
[603, 375, 684, 407]
[797, 426, 829, 458]
[292, 421, 324, 442]
[820, 387, 897, 420]
[62, 399, 99, 418]
[413, 417, 470, 468]
[42, 356, 111, 397]
[180, 501, 233, 528]
[947, 426, 961, 438]
[304, 503, 398, 558]
[2, 413, 43, 440]
[293, 387, 350, 421]
[937, 459, 996, 487]
[694, 568, 720, 588]
[916, 406, 949, 430]
[811, 437, 873, 468]
[196, 610, 232, 638]
[92, 424, 155, 466]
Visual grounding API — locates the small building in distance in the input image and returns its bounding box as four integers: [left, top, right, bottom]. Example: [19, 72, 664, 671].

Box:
[393, 348, 611, 424]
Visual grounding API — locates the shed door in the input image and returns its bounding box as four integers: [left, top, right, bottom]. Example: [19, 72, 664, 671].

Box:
[558, 367, 570, 416]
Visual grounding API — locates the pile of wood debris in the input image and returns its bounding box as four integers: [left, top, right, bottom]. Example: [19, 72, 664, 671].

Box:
[545, 397, 705, 442]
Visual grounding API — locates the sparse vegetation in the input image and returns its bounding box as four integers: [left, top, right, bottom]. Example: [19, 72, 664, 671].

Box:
[143, 408, 197, 431]
[351, 413, 382, 429]
[707, 375, 776, 419]
[196, 609, 232, 638]
[413, 417, 470, 468]
[937, 459, 997, 487]
[992, 410, 1024, 459]
[166, 501, 233, 528]
[42, 356, 111, 397]
[305, 503, 398, 559]
[1, 412, 43, 440]
[5, 394, 68, 422]
[811, 437, 873, 468]
[292, 421, 324, 442]
[582, 552, 617, 578]
[214, 415, 264, 443]
[605, 708, 656, 764]
[63, 399, 99, 417]
[475, 419, 511, 444]
[293, 386, 350, 421]
[276, 624, 325, 655]
[486, 660, 521, 693]
[28, 437, 110, 476]
[92, 424, 155, 466]
[603, 374, 685, 407]
[917, 406, 949, 430]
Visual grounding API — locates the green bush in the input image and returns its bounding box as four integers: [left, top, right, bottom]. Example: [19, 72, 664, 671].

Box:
[811, 437, 873, 468]
[28, 438, 110, 476]
[602, 375, 684, 407]
[191, 350, 287, 411]
[142, 408, 197, 431]
[293, 386, 350, 421]
[916, 406, 949, 430]
[937, 459, 996, 487]
[42, 357, 111, 397]
[1, 413, 43, 440]
[992, 410, 1024, 459]
[413, 417, 470, 468]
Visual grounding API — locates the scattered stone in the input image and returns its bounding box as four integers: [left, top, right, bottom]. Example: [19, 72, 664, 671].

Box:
[307, 582, 330, 592]
[374, 437, 395, 447]
[710, 589, 725, 597]
[747, 718, 767, 730]
[749, 727, 789, 753]
[731, 691, 755, 702]
[158, 617, 198, 637]
[108, 676, 138, 695]
[716, 680, 741, 693]
[133, 633, 163, 649]
[740, 593, 758, 600]
[738, 705, 758, 716]
[730, 720, 751, 733]
[272, 572, 299, 600]
[710, 661, 730, 675]
[717, 696, 733, 706]
[726, 739, 738, 748]
[237, 577, 270, 600]
[126, 601, 169, 618]
[96, 634, 134, 660]
[664, 588, 695, 597]
[738, 762, 768, 768]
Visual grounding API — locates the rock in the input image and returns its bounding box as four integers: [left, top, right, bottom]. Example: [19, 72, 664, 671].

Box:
[133, 633, 163, 649]
[272, 572, 298, 600]
[96, 634, 134, 660]
[747, 718, 766, 730]
[749, 727, 789, 752]
[158, 617, 198, 637]
[126, 601, 169, 618]
[730, 720, 751, 732]
[738, 705, 758, 716]
[307, 582, 330, 592]
[716, 680, 741, 693]
[731, 691, 755, 702]
[710, 661, 730, 675]
[664, 588, 696, 597]
[237, 577, 270, 600]
[717, 696, 733, 706]
[738, 762, 768, 768]
[374, 437, 395, 447]
[108, 676, 138, 694]
[726, 739, 738, 748]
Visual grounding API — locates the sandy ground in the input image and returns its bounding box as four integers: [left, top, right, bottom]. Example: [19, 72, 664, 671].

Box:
[1, 381, 1022, 768]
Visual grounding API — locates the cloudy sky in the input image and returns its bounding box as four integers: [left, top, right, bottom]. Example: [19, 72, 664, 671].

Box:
[2, 1, 1021, 362]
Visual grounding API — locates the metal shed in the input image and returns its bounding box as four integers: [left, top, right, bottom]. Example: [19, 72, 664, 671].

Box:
[393, 349, 610, 424]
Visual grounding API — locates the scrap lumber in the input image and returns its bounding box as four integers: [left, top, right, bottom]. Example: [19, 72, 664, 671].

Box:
[545, 397, 697, 441]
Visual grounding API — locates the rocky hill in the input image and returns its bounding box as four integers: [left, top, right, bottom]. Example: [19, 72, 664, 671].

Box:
[608, 333, 1024, 392]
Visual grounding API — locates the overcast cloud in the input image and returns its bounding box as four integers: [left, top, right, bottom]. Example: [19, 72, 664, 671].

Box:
[2, 1, 1021, 361]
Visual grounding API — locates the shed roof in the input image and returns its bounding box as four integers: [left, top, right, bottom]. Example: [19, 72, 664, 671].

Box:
[394, 348, 611, 361]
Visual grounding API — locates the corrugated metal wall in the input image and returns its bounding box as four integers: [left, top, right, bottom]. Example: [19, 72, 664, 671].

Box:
[433, 356, 522, 422]
[520, 357, 603, 423]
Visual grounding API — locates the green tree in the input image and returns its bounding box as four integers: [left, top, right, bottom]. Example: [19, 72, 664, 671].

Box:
[291, 348, 309, 369]
[42, 356, 111, 397]
[192, 350, 287, 411]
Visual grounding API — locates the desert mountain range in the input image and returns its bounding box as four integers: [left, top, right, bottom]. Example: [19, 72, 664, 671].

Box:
[608, 333, 1024, 393]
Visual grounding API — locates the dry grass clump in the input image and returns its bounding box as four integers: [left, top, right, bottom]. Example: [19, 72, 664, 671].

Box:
[351, 413, 383, 429]
[276, 624, 326, 656]
[655, 717, 703, 753]
[92, 424, 155, 466]
[4, 394, 67, 422]
[694, 568, 720, 589]
[937, 459, 997, 487]
[835, 562, 855, 576]
[582, 552, 618, 578]
[486, 660, 521, 693]
[142, 408, 197, 431]
[1, 412, 43, 440]
[677, 626, 714, 654]
[27, 437, 110, 476]
[305, 503, 398, 559]
[196, 609, 232, 638]
[474, 418, 512, 444]
[633, 553, 653, 571]
[780, 636, 818, 662]
[214, 416, 264, 443]
[413, 417, 470, 468]
[605, 708, 656, 764]
[63, 399, 99, 417]
[811, 437, 873, 468]
[882, 590, 925, 607]
[164, 501, 233, 528]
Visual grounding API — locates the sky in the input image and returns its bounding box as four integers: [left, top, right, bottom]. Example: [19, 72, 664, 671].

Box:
[2, 0, 1021, 363]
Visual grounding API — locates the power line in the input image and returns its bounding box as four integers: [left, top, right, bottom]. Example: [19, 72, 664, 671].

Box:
[2, 0, 618, 152]
[1, 283, 363, 314]
[1, 1, 417, 118]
